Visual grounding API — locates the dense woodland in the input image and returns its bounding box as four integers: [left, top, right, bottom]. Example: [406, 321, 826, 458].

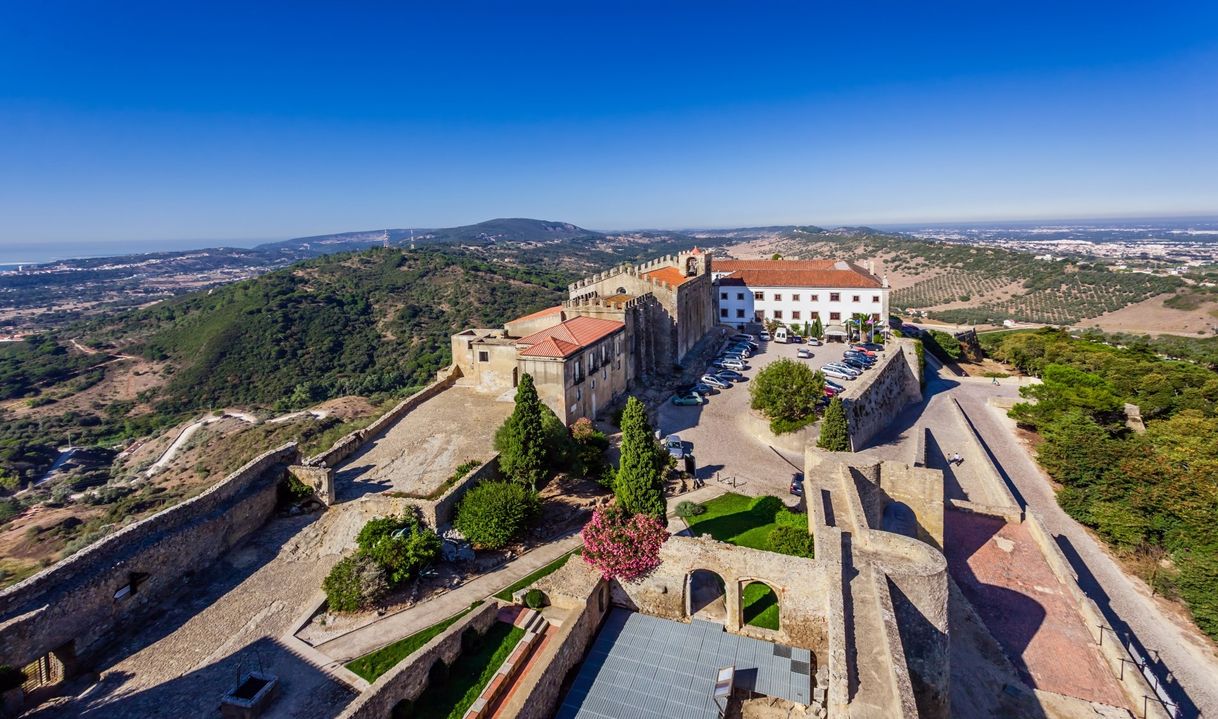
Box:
[982, 329, 1218, 639]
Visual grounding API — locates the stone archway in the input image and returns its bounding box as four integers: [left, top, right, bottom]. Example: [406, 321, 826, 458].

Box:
[740, 580, 780, 631]
[685, 569, 727, 624]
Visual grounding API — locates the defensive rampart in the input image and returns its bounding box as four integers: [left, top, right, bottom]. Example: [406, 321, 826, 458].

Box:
[334, 601, 500, 719]
[0, 443, 300, 669]
[304, 365, 462, 468]
[839, 339, 922, 451]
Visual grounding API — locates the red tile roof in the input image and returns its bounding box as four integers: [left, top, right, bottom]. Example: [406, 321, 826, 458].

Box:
[714, 259, 882, 289]
[642, 266, 693, 287]
[508, 304, 563, 324]
[517, 315, 625, 358]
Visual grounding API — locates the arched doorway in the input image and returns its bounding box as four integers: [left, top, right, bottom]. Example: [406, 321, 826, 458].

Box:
[741, 581, 780, 630]
[686, 569, 727, 623]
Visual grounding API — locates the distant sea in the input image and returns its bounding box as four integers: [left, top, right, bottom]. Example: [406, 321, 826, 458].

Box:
[0, 237, 272, 268]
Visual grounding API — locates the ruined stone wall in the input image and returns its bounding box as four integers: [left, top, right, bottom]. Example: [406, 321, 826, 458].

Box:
[335, 601, 499, 719]
[503, 562, 609, 719]
[840, 339, 922, 451]
[0, 443, 300, 669]
[305, 365, 461, 468]
[876, 461, 945, 548]
[421, 454, 499, 529]
[288, 464, 334, 506]
[609, 535, 830, 651]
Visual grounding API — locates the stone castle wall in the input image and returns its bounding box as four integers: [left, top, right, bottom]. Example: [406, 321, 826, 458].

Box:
[335, 601, 500, 719]
[840, 339, 922, 451]
[0, 443, 300, 669]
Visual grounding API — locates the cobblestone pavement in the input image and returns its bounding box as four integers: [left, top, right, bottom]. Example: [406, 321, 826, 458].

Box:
[334, 386, 512, 500]
[657, 336, 852, 500]
[31, 514, 355, 719]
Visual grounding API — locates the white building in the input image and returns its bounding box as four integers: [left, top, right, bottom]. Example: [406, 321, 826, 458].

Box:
[712, 259, 889, 338]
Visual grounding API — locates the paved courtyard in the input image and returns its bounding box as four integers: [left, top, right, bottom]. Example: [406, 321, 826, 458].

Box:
[556, 609, 812, 719]
[657, 335, 856, 498]
[334, 386, 512, 500]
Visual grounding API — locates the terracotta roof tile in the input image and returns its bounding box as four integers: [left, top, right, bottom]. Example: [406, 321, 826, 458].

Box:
[642, 266, 693, 287]
[714, 259, 881, 289]
[508, 304, 564, 324]
[517, 315, 624, 358]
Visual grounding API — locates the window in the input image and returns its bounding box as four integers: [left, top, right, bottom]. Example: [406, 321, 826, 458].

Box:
[830, 312, 841, 321]
[754, 291, 764, 301]
[852, 295, 860, 303]
[736, 309, 745, 318]
[720, 307, 728, 317]
[811, 294, 819, 302]
[773, 310, 783, 319]
[477, 351, 489, 362]
[576, 387, 582, 401]
[720, 292, 728, 300]
[791, 311, 801, 320]
[754, 310, 764, 321]
[792, 294, 800, 302]
[773, 293, 782, 301]
[811, 311, 820, 319]
[872, 295, 880, 303]
[615, 336, 622, 356]
[830, 292, 840, 302]
[737, 292, 744, 300]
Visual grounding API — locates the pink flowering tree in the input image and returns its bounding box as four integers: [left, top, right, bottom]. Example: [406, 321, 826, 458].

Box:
[581, 504, 668, 582]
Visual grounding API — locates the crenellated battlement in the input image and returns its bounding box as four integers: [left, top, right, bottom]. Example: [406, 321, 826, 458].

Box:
[563, 292, 648, 311]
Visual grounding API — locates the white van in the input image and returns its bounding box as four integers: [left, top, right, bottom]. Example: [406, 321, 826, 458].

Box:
[773, 327, 790, 343]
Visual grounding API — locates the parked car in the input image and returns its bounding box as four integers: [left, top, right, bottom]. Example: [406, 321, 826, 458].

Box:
[821, 366, 856, 381]
[691, 382, 717, 395]
[824, 379, 846, 392]
[716, 358, 747, 371]
[823, 385, 841, 397]
[824, 363, 861, 377]
[759, 330, 771, 341]
[714, 369, 745, 382]
[843, 353, 875, 366]
[701, 374, 732, 389]
[731, 333, 756, 343]
[796, 348, 814, 359]
[848, 345, 877, 357]
[790, 334, 803, 343]
[726, 346, 753, 357]
[806, 337, 822, 346]
[773, 327, 790, 343]
[672, 391, 705, 406]
[789, 479, 803, 496]
[665, 434, 685, 460]
[855, 342, 884, 352]
[840, 358, 870, 371]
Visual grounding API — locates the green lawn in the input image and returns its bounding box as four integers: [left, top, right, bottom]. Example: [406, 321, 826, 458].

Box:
[684, 493, 808, 552]
[493, 548, 579, 601]
[345, 602, 481, 682]
[411, 621, 525, 719]
[742, 582, 780, 630]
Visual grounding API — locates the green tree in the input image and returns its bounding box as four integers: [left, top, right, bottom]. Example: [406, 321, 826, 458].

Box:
[494, 373, 547, 489]
[455, 480, 539, 549]
[749, 359, 824, 434]
[614, 397, 667, 520]
[818, 396, 850, 451]
[323, 553, 389, 612]
[810, 317, 824, 340]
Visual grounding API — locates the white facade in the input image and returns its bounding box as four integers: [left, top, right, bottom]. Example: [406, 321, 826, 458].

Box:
[715, 283, 889, 330]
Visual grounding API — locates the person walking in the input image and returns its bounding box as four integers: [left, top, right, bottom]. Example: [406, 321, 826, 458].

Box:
[992, 376, 1000, 386]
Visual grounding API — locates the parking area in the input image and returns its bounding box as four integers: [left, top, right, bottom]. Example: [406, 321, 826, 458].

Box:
[657, 331, 868, 499]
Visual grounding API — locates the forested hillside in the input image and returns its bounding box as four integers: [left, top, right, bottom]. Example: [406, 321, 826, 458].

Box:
[982, 329, 1218, 639]
[97, 248, 571, 412]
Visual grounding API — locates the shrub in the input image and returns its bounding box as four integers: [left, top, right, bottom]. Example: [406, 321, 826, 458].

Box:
[323, 554, 389, 613]
[582, 504, 668, 582]
[817, 397, 850, 452]
[675, 500, 706, 518]
[358, 513, 442, 585]
[749, 359, 824, 434]
[767, 526, 815, 558]
[524, 588, 545, 609]
[455, 481, 539, 550]
[570, 417, 609, 478]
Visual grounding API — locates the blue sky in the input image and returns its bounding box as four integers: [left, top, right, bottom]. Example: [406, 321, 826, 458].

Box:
[1, 1, 1216, 251]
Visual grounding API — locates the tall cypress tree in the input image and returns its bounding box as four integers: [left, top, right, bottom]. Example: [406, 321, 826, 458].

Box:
[494, 373, 547, 489]
[615, 396, 667, 520]
[817, 396, 851, 452]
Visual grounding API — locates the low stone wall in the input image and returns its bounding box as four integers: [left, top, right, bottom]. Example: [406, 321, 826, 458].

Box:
[304, 365, 462, 468]
[500, 562, 609, 719]
[947, 398, 1022, 517]
[840, 340, 922, 451]
[419, 454, 499, 529]
[335, 601, 499, 719]
[1023, 511, 1172, 719]
[739, 408, 812, 456]
[0, 443, 299, 669]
